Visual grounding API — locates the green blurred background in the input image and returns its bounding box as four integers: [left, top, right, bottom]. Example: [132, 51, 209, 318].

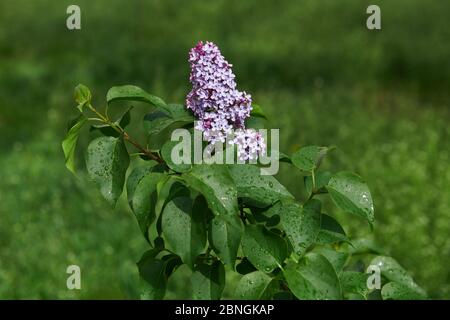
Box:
[0, 0, 449, 299]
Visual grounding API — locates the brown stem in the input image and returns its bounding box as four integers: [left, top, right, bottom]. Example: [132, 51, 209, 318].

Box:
[123, 132, 163, 163]
[87, 103, 163, 163]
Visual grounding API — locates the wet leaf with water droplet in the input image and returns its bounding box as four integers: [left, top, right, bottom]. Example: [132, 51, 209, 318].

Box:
[86, 136, 129, 207]
[283, 253, 342, 300]
[132, 171, 166, 241]
[162, 196, 207, 268]
[234, 271, 275, 299]
[228, 164, 294, 208]
[209, 214, 243, 267]
[370, 256, 427, 298]
[340, 271, 370, 299]
[191, 261, 225, 300]
[381, 282, 427, 300]
[263, 199, 321, 256]
[241, 225, 287, 273]
[326, 171, 374, 225]
[182, 164, 238, 216]
[313, 247, 349, 273]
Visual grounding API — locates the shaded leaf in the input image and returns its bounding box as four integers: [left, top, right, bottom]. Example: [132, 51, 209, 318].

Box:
[316, 214, 350, 245]
[137, 250, 166, 300]
[162, 196, 207, 268]
[132, 172, 166, 240]
[126, 161, 161, 206]
[304, 171, 332, 195]
[236, 257, 257, 275]
[144, 104, 194, 136]
[241, 225, 287, 273]
[191, 261, 225, 300]
[209, 214, 243, 267]
[264, 199, 321, 256]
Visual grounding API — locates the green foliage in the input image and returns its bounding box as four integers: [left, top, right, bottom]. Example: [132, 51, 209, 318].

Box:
[62, 83, 427, 300]
[2, 1, 449, 300]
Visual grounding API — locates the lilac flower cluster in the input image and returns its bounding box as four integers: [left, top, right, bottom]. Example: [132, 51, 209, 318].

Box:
[186, 41, 265, 161]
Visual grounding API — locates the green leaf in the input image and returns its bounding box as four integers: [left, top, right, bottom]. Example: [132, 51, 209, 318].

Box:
[86, 136, 130, 207]
[304, 171, 332, 195]
[62, 114, 87, 174]
[182, 164, 238, 216]
[228, 164, 294, 208]
[132, 172, 166, 240]
[348, 238, 384, 255]
[263, 199, 321, 256]
[250, 104, 268, 119]
[74, 84, 91, 111]
[283, 253, 342, 300]
[209, 214, 243, 267]
[291, 145, 331, 173]
[144, 105, 194, 136]
[340, 271, 370, 298]
[126, 162, 162, 206]
[381, 282, 427, 300]
[155, 178, 190, 218]
[241, 225, 287, 273]
[144, 110, 172, 135]
[161, 140, 192, 173]
[106, 85, 167, 111]
[138, 250, 181, 300]
[370, 256, 426, 296]
[235, 271, 275, 300]
[316, 214, 349, 245]
[326, 171, 374, 224]
[162, 196, 207, 268]
[314, 247, 349, 273]
[191, 261, 225, 300]
[137, 250, 166, 300]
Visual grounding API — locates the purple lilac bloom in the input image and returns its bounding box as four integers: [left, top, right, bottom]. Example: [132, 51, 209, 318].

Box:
[186, 41, 265, 160]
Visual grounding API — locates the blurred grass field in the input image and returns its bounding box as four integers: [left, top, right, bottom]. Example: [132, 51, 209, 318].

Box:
[0, 0, 449, 299]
